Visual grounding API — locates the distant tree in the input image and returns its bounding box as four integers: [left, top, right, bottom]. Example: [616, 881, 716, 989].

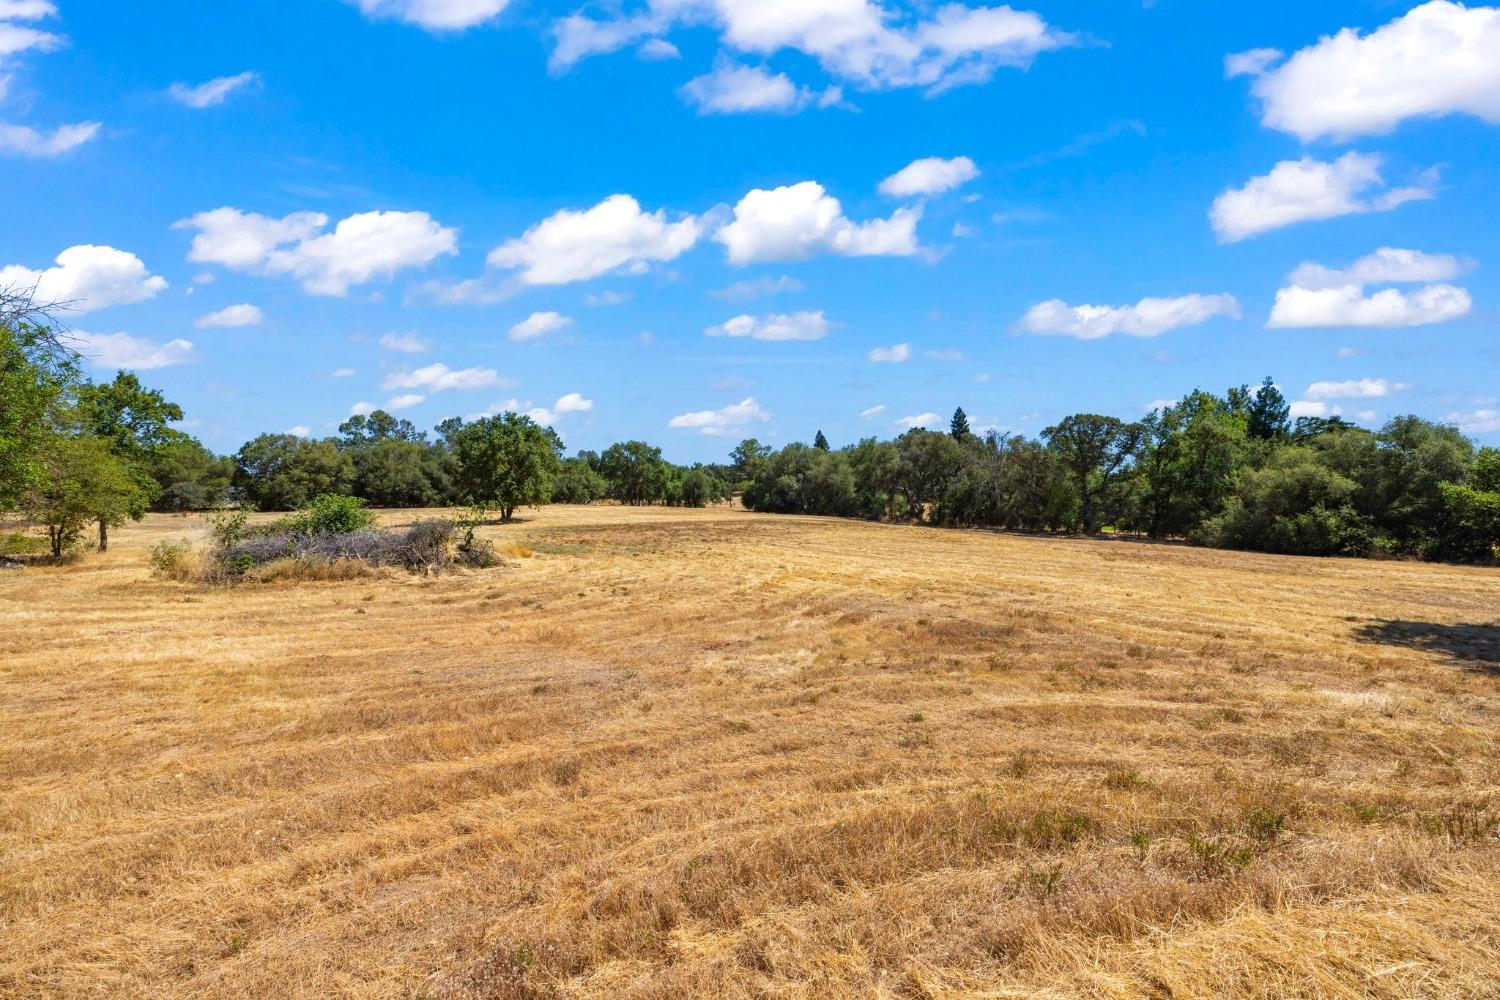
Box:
[729, 438, 772, 484]
[434, 416, 464, 447]
[892, 429, 964, 522]
[1246, 377, 1290, 440]
[950, 407, 971, 440]
[600, 440, 669, 505]
[1292, 415, 1357, 440]
[338, 410, 424, 446]
[76, 372, 182, 550]
[552, 456, 608, 504]
[150, 437, 233, 510]
[24, 436, 150, 557]
[813, 429, 830, 451]
[452, 412, 562, 521]
[1043, 414, 1144, 533]
[678, 468, 716, 507]
[0, 314, 79, 512]
[235, 434, 355, 511]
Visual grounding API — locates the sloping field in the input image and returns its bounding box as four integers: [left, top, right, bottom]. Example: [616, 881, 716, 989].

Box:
[1, 506, 1497, 998]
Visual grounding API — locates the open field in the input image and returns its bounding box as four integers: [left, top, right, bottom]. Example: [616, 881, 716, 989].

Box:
[2, 505, 1498, 999]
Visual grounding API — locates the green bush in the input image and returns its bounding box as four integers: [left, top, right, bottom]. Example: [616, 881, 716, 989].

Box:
[283, 494, 375, 535]
[149, 539, 199, 580]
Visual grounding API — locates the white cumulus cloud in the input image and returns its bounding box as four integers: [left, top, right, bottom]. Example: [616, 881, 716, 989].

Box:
[868, 342, 911, 363]
[1209, 153, 1434, 243]
[378, 331, 431, 353]
[860, 404, 887, 419]
[706, 310, 830, 341]
[168, 71, 260, 108]
[528, 392, 594, 425]
[0, 244, 167, 312]
[1020, 293, 1241, 339]
[1304, 378, 1408, 400]
[0, 121, 99, 156]
[70, 331, 193, 370]
[175, 207, 458, 296]
[680, 60, 839, 114]
[382, 362, 508, 392]
[384, 393, 426, 411]
[716, 181, 920, 265]
[878, 155, 979, 197]
[194, 303, 263, 328]
[896, 412, 941, 429]
[508, 310, 574, 341]
[1267, 248, 1473, 329]
[1244, 1, 1500, 141]
[668, 396, 769, 436]
[350, 0, 509, 31]
[487, 194, 703, 285]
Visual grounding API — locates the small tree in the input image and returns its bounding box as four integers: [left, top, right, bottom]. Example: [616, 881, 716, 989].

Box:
[950, 407, 971, 440]
[1247, 377, 1290, 441]
[1043, 414, 1143, 533]
[452, 412, 562, 521]
[77, 372, 184, 550]
[813, 430, 830, 451]
[25, 436, 150, 557]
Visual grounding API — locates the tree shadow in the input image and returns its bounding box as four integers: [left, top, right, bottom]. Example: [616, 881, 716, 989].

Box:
[1352, 619, 1500, 676]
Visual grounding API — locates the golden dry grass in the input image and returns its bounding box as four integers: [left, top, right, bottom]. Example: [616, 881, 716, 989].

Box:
[2, 505, 1498, 999]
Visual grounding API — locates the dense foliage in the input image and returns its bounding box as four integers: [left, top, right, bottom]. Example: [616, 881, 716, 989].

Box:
[738, 389, 1500, 563]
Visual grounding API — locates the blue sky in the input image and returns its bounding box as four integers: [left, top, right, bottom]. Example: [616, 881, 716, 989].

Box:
[2, 0, 1497, 461]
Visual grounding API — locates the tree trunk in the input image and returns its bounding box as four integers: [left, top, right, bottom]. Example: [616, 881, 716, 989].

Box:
[98, 518, 109, 553]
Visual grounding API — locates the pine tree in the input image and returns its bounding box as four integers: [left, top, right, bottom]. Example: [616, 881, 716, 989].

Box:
[813, 430, 830, 451]
[950, 407, 971, 440]
[1247, 376, 1290, 440]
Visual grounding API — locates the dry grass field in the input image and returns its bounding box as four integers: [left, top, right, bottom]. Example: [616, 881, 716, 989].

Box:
[2, 505, 1498, 999]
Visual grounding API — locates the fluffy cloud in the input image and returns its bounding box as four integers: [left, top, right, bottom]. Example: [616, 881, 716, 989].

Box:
[350, 401, 376, 416]
[860, 404, 887, 419]
[716, 181, 920, 265]
[681, 61, 839, 114]
[551, 0, 1074, 93]
[0, 244, 167, 312]
[868, 342, 911, 362]
[1242, 2, 1500, 141]
[378, 331, 431, 353]
[1289, 400, 1339, 419]
[1267, 248, 1473, 329]
[528, 392, 594, 425]
[1287, 247, 1464, 290]
[70, 331, 193, 370]
[1447, 408, 1500, 433]
[167, 71, 260, 109]
[287, 425, 311, 437]
[1020, 293, 1241, 339]
[0, 121, 99, 156]
[488, 194, 703, 285]
[1304, 378, 1407, 400]
[382, 362, 508, 392]
[1224, 47, 1282, 78]
[350, 0, 509, 31]
[878, 155, 979, 197]
[668, 396, 769, 435]
[896, 412, 941, 429]
[193, 303, 263, 328]
[508, 310, 573, 341]
[384, 393, 427, 411]
[1209, 153, 1433, 243]
[1267, 284, 1471, 329]
[175, 207, 458, 296]
[706, 310, 830, 341]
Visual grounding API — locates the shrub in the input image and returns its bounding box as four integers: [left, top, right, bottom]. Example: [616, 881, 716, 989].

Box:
[149, 539, 200, 581]
[282, 494, 375, 536]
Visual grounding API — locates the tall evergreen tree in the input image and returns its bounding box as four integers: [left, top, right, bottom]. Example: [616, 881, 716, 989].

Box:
[813, 430, 830, 451]
[950, 407, 971, 440]
[1247, 377, 1291, 440]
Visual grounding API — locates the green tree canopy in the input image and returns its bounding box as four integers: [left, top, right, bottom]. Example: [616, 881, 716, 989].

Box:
[452, 412, 562, 521]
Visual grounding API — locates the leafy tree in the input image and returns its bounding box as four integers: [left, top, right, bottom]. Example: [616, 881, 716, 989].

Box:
[729, 438, 772, 484]
[24, 436, 150, 557]
[1043, 414, 1143, 532]
[678, 468, 717, 507]
[452, 412, 562, 521]
[813, 429, 830, 451]
[0, 317, 79, 511]
[1133, 391, 1248, 538]
[600, 440, 669, 505]
[1246, 377, 1290, 440]
[76, 372, 183, 549]
[950, 407, 971, 440]
[338, 410, 425, 446]
[1195, 446, 1373, 556]
[235, 434, 355, 511]
[150, 436, 234, 510]
[553, 457, 608, 504]
[1433, 483, 1500, 562]
[892, 429, 964, 522]
[349, 438, 449, 507]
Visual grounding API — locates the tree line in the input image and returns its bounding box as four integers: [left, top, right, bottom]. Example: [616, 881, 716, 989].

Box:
[4, 292, 1497, 562]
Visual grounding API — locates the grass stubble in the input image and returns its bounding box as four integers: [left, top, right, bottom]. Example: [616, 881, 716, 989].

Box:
[0, 505, 1497, 998]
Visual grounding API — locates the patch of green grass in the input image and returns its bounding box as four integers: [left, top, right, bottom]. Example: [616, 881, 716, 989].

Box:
[0, 532, 47, 557]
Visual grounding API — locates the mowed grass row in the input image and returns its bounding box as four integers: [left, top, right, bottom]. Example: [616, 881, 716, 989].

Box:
[1, 505, 1497, 998]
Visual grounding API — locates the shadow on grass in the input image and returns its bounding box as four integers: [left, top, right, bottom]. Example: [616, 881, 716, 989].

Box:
[1353, 619, 1500, 675]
